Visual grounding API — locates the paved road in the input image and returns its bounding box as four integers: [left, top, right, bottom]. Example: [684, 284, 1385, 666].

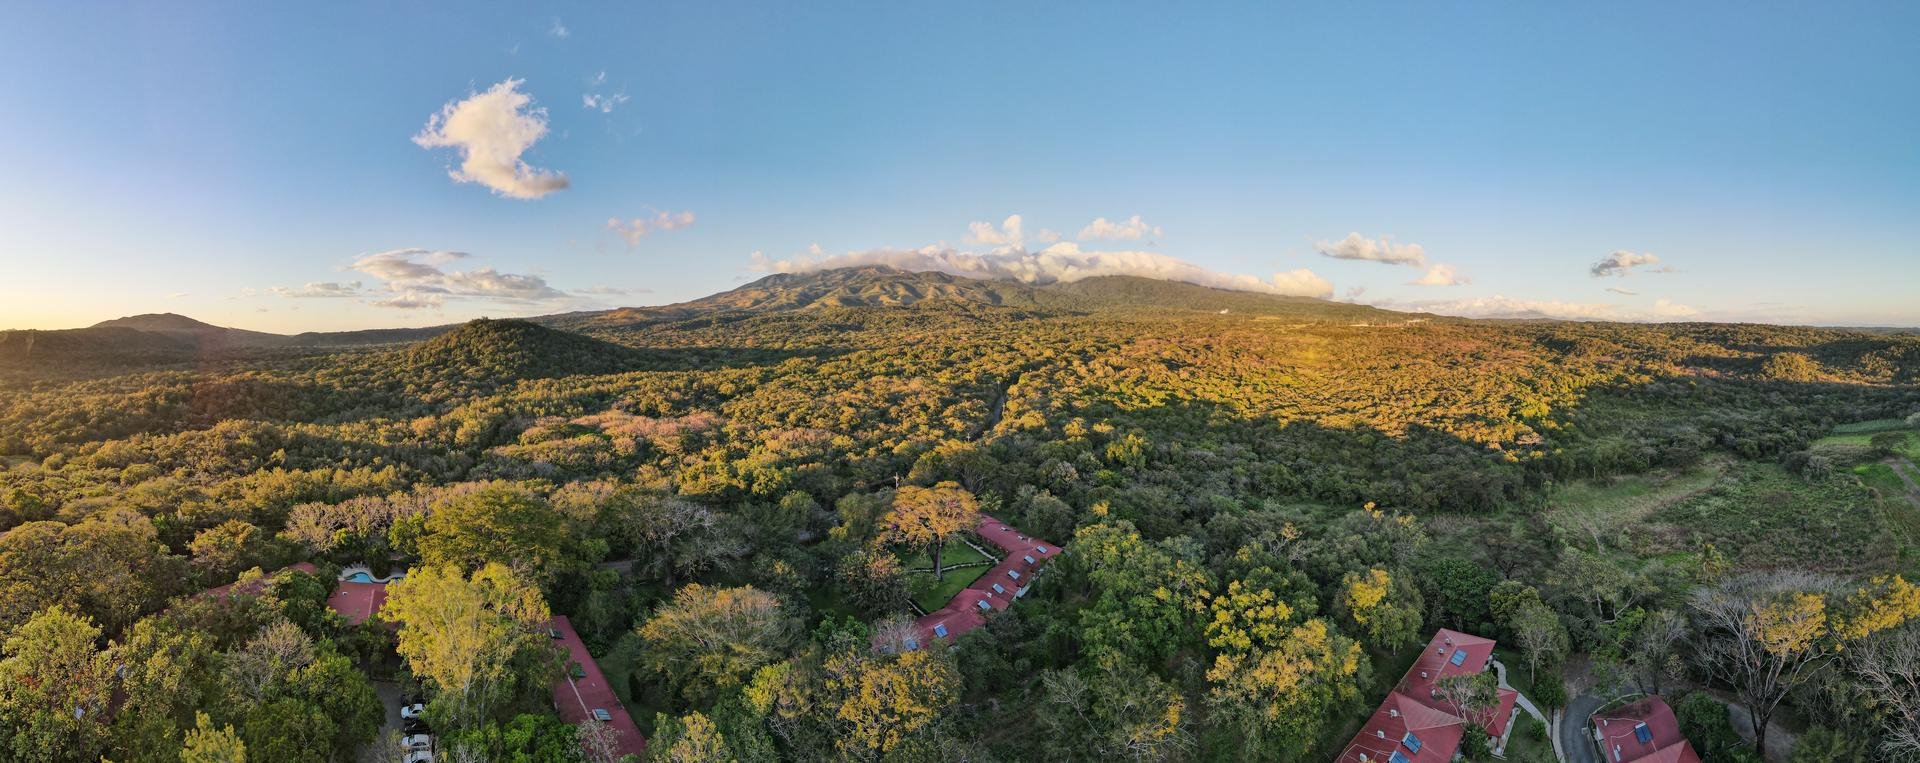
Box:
[1559, 694, 1604, 763]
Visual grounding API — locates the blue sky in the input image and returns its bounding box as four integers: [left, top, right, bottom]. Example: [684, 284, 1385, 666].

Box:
[2, 1, 1915, 331]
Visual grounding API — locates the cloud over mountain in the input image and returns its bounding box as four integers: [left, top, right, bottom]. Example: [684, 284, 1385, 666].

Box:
[1411, 264, 1468, 286]
[1078, 215, 1162, 241]
[413, 79, 569, 200]
[751, 241, 1333, 299]
[346, 248, 570, 309]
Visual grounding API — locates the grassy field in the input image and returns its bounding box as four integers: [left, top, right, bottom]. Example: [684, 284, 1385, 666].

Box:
[1655, 460, 1897, 573]
[1815, 425, 1919, 461]
[898, 539, 992, 571]
[1545, 457, 1728, 551]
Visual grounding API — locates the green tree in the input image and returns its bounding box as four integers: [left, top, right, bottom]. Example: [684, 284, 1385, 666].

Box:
[240, 697, 332, 763]
[0, 606, 113, 763]
[648, 711, 730, 763]
[638, 584, 799, 704]
[189, 519, 265, 585]
[178, 712, 246, 763]
[382, 563, 554, 727]
[1038, 655, 1191, 760]
[823, 648, 960, 758]
[419, 485, 569, 585]
[1336, 568, 1424, 650]
[880, 481, 980, 581]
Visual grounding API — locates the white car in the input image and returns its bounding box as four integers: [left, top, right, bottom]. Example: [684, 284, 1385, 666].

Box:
[403, 751, 433, 763]
[401, 734, 432, 751]
[399, 703, 426, 720]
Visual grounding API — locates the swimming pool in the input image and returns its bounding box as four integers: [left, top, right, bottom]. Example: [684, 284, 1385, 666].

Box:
[344, 571, 374, 583]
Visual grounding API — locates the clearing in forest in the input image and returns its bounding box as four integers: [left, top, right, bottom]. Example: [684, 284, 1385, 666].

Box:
[1545, 456, 1729, 549]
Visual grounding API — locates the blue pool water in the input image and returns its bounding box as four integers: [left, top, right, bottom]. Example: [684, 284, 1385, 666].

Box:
[344, 571, 374, 583]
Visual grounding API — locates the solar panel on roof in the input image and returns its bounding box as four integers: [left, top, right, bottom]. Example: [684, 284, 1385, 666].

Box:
[1634, 722, 1652, 744]
[992, 583, 1006, 594]
[932, 623, 948, 637]
[1402, 731, 1422, 752]
[1449, 648, 1467, 666]
[976, 599, 991, 610]
[1389, 751, 1411, 763]
[1008, 569, 1021, 580]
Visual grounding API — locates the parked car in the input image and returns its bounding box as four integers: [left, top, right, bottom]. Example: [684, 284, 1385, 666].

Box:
[401, 734, 432, 751]
[399, 703, 426, 720]
[402, 751, 433, 763]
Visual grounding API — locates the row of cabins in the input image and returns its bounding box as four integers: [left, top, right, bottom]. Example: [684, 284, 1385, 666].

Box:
[1339, 627, 1699, 763]
[896, 515, 1058, 649]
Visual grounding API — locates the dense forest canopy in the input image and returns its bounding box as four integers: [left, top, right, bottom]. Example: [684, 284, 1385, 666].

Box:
[2, 266, 1918, 762]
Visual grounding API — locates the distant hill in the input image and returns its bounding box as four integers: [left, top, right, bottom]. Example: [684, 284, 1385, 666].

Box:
[385, 318, 645, 384]
[572, 266, 1414, 328]
[0, 312, 459, 373]
[91, 313, 283, 345]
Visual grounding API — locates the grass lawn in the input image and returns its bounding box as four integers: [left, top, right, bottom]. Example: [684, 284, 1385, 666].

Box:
[898, 539, 993, 571]
[597, 632, 645, 708]
[1834, 418, 1910, 434]
[906, 563, 990, 613]
[1500, 713, 1554, 763]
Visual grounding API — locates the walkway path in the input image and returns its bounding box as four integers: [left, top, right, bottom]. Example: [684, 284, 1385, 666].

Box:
[1490, 659, 1559, 761]
[1559, 693, 1609, 763]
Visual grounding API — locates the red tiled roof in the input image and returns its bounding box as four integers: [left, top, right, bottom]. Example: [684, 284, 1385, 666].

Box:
[897, 515, 1058, 647]
[1593, 696, 1702, 763]
[326, 580, 388, 626]
[1337, 629, 1518, 763]
[550, 615, 645, 758]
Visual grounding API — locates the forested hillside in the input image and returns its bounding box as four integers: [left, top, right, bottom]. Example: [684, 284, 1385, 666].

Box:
[2, 267, 1918, 762]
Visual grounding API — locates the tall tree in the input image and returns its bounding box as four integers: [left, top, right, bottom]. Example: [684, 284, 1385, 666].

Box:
[823, 648, 960, 758]
[1336, 568, 1424, 650]
[1690, 572, 1920, 756]
[418, 485, 569, 585]
[880, 481, 979, 581]
[178, 712, 246, 763]
[0, 606, 113, 763]
[638, 584, 799, 704]
[381, 563, 553, 727]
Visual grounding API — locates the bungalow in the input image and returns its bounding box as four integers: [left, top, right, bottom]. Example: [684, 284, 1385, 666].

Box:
[1592, 696, 1700, 763]
[1336, 629, 1521, 763]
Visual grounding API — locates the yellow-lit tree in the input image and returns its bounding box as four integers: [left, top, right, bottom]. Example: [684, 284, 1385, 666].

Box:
[880, 481, 979, 581]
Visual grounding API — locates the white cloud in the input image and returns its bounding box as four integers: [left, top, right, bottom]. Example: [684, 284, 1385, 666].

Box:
[548, 18, 569, 39]
[1589, 250, 1671, 277]
[371, 292, 444, 310]
[1384, 295, 1701, 322]
[751, 240, 1333, 299]
[1078, 215, 1162, 242]
[1411, 263, 1469, 286]
[1035, 228, 1063, 244]
[167, 292, 190, 299]
[606, 210, 696, 246]
[345, 248, 569, 309]
[1316, 232, 1426, 266]
[413, 79, 569, 200]
[964, 215, 1024, 249]
[270, 281, 363, 298]
[1648, 298, 1700, 319]
[574, 286, 650, 296]
[1605, 286, 1638, 296]
[582, 92, 629, 113]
